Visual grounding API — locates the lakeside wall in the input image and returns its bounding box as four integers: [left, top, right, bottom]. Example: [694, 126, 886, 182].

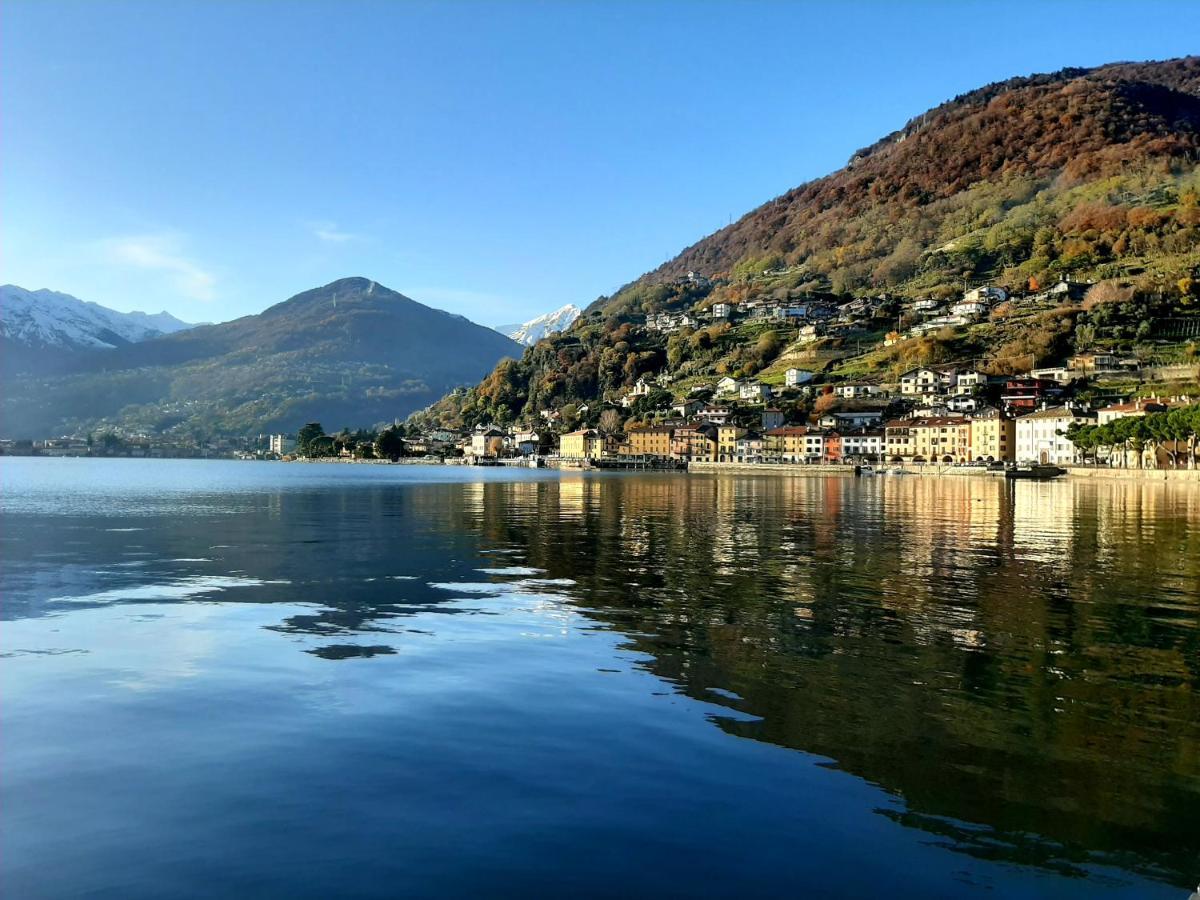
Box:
[1064, 466, 1200, 482]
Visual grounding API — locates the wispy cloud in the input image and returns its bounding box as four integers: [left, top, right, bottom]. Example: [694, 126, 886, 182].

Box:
[99, 234, 216, 302]
[311, 221, 359, 243]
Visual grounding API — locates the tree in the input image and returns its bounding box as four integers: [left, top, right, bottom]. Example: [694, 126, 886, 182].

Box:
[297, 422, 325, 456]
[376, 427, 405, 461]
[597, 409, 623, 436]
[308, 435, 336, 457]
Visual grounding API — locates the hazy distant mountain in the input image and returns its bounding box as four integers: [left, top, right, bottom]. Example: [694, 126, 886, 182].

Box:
[1, 284, 193, 350]
[1, 277, 521, 438]
[495, 304, 581, 346]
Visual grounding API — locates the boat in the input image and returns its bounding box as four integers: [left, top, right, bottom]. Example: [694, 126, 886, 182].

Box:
[858, 465, 875, 476]
[1005, 464, 1067, 480]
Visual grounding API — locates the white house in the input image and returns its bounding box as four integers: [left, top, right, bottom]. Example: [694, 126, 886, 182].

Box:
[1015, 406, 1095, 464]
[1096, 399, 1169, 425]
[950, 299, 990, 318]
[834, 383, 884, 399]
[696, 404, 732, 424]
[711, 302, 732, 319]
[900, 367, 948, 396]
[963, 286, 1007, 304]
[740, 382, 773, 402]
[785, 368, 815, 387]
[954, 371, 984, 395]
[839, 431, 886, 460]
[716, 376, 742, 397]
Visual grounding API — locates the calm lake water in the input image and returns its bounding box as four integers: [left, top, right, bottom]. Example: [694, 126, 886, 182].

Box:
[2, 458, 1197, 898]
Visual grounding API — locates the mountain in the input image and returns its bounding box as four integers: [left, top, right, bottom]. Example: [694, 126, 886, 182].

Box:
[1, 277, 520, 438]
[1, 285, 192, 349]
[411, 56, 1200, 431]
[495, 304, 581, 346]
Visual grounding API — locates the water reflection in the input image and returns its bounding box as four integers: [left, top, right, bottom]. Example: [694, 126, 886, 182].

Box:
[441, 473, 1200, 886]
[1, 461, 1197, 896]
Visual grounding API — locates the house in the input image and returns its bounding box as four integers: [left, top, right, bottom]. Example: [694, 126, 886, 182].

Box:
[670, 424, 718, 462]
[735, 431, 765, 464]
[797, 323, 823, 343]
[671, 399, 703, 419]
[946, 394, 981, 413]
[819, 409, 885, 429]
[739, 382, 773, 402]
[764, 426, 824, 463]
[885, 417, 972, 463]
[1015, 406, 1095, 464]
[838, 429, 886, 462]
[950, 299, 989, 318]
[645, 312, 699, 333]
[470, 426, 506, 458]
[899, 367, 951, 396]
[1002, 378, 1063, 413]
[761, 408, 785, 430]
[968, 408, 1015, 462]
[621, 377, 656, 408]
[696, 404, 732, 424]
[711, 302, 732, 319]
[834, 383, 883, 399]
[621, 425, 675, 459]
[558, 429, 595, 460]
[785, 368, 815, 387]
[1030, 366, 1072, 384]
[268, 434, 295, 455]
[716, 376, 742, 397]
[913, 298, 941, 313]
[963, 286, 1007, 304]
[1070, 351, 1119, 372]
[1039, 278, 1089, 303]
[1096, 399, 1169, 425]
[716, 424, 747, 462]
[954, 371, 984, 395]
[511, 429, 544, 456]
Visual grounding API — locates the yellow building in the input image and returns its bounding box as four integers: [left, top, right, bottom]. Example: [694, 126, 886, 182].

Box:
[968, 410, 1015, 461]
[764, 426, 822, 463]
[621, 425, 674, 459]
[885, 417, 971, 462]
[558, 429, 595, 459]
[716, 425, 747, 462]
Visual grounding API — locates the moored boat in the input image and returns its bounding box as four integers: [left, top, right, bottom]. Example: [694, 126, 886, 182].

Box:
[1005, 464, 1067, 480]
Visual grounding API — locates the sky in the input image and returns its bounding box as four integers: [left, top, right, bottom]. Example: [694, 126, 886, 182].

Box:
[1, 1, 1195, 327]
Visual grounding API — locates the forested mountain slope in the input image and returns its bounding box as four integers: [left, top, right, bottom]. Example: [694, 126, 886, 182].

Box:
[412, 57, 1200, 431]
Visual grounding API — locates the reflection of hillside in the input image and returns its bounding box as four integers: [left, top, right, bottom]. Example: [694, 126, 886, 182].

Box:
[448, 473, 1200, 886]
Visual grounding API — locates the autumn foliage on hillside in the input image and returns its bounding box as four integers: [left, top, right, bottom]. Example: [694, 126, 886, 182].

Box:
[646, 58, 1200, 289]
[414, 58, 1200, 431]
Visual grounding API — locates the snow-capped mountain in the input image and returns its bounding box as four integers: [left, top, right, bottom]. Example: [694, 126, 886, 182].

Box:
[0, 285, 194, 351]
[495, 304, 580, 346]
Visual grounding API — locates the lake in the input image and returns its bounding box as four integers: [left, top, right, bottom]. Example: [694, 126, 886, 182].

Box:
[1, 458, 1197, 898]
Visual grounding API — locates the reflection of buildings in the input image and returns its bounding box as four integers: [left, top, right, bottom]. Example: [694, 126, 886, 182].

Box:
[425, 469, 1200, 885]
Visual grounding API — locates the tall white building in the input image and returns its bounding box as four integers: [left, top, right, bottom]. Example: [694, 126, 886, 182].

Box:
[1015, 407, 1094, 464]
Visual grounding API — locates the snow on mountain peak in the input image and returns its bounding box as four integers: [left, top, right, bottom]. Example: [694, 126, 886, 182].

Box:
[0, 284, 194, 351]
[495, 304, 581, 346]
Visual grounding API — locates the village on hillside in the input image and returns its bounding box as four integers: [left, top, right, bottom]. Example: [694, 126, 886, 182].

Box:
[9, 275, 1200, 470]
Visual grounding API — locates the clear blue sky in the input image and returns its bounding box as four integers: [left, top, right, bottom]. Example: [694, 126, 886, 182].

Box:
[1, 1, 1194, 326]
